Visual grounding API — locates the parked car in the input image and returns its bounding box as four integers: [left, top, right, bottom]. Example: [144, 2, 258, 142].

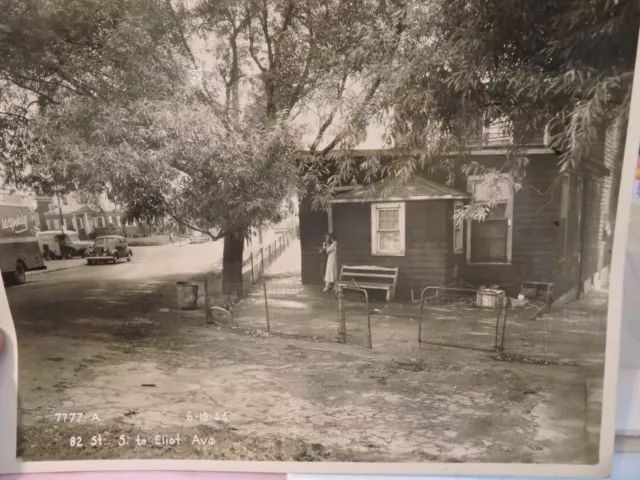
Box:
[86, 235, 133, 265]
[36, 231, 94, 259]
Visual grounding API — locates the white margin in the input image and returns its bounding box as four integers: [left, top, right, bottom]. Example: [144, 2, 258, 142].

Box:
[1, 26, 640, 480]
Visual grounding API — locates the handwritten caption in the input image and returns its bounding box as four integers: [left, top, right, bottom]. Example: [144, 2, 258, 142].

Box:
[53, 411, 231, 449]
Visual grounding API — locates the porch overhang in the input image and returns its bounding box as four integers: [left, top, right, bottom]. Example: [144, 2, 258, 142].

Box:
[330, 176, 470, 204]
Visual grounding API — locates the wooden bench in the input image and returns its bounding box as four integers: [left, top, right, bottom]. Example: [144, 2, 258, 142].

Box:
[336, 265, 399, 302]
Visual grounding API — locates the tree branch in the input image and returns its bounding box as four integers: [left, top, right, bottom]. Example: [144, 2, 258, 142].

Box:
[287, 30, 315, 112]
[168, 212, 224, 240]
[247, 18, 267, 72]
[310, 72, 349, 152]
[260, 0, 274, 67]
[320, 77, 382, 154]
[320, 11, 407, 155]
[164, 0, 197, 67]
[0, 111, 30, 122]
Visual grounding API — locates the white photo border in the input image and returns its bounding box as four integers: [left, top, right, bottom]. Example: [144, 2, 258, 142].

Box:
[1, 26, 640, 480]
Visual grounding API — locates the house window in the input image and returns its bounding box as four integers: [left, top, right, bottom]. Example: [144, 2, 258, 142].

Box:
[65, 218, 74, 230]
[76, 217, 85, 230]
[62, 195, 68, 206]
[453, 200, 464, 254]
[371, 202, 405, 256]
[558, 175, 571, 261]
[96, 216, 105, 228]
[467, 174, 513, 264]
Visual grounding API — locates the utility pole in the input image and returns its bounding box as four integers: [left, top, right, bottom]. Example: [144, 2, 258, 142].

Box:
[55, 191, 65, 234]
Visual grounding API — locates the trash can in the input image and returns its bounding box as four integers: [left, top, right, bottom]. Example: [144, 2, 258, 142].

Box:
[176, 281, 199, 310]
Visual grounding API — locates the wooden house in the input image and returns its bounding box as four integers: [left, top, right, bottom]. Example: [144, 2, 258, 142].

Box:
[299, 120, 625, 303]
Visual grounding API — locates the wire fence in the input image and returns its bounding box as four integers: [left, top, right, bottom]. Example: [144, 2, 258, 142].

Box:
[231, 282, 373, 348]
[239, 230, 294, 298]
[418, 287, 506, 352]
[498, 301, 607, 366]
[202, 228, 296, 318]
[415, 283, 607, 366]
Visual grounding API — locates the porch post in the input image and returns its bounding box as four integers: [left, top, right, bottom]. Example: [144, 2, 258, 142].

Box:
[327, 204, 333, 234]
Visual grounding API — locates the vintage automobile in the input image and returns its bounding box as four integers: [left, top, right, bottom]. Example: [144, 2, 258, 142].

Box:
[86, 235, 133, 265]
[37, 230, 94, 259]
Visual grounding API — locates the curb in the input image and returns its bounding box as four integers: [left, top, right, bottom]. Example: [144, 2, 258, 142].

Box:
[27, 263, 86, 277]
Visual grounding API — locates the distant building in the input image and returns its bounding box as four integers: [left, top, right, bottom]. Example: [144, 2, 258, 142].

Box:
[35, 193, 140, 240]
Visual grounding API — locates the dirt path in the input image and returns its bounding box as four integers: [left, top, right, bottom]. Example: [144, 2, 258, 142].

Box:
[17, 300, 593, 464]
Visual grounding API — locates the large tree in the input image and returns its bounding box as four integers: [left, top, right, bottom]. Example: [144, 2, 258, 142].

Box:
[308, 0, 640, 217]
[0, 0, 304, 296]
[32, 87, 302, 296]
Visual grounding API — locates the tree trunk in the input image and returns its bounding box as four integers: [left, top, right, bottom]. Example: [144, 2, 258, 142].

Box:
[222, 231, 245, 298]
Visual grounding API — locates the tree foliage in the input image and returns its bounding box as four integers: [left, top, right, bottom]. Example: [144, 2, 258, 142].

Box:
[310, 0, 640, 217]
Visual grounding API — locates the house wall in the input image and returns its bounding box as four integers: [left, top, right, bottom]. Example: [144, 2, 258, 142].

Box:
[299, 194, 329, 285]
[332, 201, 450, 300]
[447, 155, 561, 297]
[595, 119, 625, 288]
[299, 146, 620, 301]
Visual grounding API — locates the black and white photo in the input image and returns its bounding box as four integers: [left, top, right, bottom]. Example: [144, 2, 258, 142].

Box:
[0, 0, 639, 476]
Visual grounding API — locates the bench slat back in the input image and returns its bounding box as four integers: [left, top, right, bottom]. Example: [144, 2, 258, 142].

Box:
[339, 265, 399, 285]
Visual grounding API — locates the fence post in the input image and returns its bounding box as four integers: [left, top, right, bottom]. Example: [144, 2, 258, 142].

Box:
[260, 248, 265, 276]
[418, 292, 423, 345]
[204, 274, 210, 324]
[493, 291, 503, 350]
[365, 290, 372, 349]
[337, 287, 346, 343]
[250, 252, 255, 284]
[499, 294, 508, 351]
[262, 281, 271, 333]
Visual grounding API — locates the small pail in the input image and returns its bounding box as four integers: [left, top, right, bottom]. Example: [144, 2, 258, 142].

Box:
[176, 281, 198, 310]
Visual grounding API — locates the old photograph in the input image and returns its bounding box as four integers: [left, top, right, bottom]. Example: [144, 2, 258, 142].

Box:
[0, 0, 638, 474]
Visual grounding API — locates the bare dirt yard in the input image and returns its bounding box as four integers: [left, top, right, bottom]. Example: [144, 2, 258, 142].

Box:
[8, 241, 598, 465]
[15, 293, 594, 464]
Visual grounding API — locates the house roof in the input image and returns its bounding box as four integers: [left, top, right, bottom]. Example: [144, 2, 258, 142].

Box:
[71, 206, 95, 214]
[331, 176, 470, 204]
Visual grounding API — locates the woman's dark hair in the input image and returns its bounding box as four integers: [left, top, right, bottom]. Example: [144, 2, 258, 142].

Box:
[329, 233, 336, 241]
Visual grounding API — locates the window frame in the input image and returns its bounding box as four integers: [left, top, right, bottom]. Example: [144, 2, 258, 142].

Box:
[453, 200, 464, 255]
[466, 174, 514, 265]
[558, 174, 571, 263]
[371, 202, 406, 257]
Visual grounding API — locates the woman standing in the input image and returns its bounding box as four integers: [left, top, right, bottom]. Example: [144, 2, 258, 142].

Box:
[319, 233, 331, 281]
[323, 234, 338, 293]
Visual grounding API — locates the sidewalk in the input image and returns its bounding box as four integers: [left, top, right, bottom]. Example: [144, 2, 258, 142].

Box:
[27, 259, 86, 277]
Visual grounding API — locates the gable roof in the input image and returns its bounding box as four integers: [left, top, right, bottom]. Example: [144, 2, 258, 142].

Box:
[331, 176, 470, 204]
[71, 205, 95, 214]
